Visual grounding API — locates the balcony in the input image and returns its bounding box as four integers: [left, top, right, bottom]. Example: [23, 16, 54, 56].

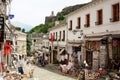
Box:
[110, 17, 119, 22]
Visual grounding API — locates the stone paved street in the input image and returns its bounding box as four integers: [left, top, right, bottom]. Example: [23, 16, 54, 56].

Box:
[22, 64, 76, 80]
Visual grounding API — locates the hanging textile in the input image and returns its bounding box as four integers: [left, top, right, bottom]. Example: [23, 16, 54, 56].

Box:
[65, 54, 68, 59]
[50, 34, 54, 42]
[61, 55, 65, 61]
[4, 42, 12, 56]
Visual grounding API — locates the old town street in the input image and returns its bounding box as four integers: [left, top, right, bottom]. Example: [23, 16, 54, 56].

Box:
[22, 64, 76, 80]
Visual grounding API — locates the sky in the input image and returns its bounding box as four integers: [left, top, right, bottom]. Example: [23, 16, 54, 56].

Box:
[10, 0, 91, 30]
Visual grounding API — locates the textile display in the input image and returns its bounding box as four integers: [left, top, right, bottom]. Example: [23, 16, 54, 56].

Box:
[4, 43, 12, 56]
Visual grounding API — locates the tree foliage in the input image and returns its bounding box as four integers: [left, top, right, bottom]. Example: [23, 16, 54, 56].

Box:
[22, 28, 25, 32]
[15, 27, 21, 31]
[26, 34, 32, 56]
[28, 22, 55, 34]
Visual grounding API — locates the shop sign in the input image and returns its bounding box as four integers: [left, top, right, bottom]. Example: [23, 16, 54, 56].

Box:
[0, 17, 4, 42]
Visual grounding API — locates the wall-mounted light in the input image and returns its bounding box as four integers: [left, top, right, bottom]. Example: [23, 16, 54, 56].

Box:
[72, 30, 78, 35]
[109, 18, 113, 22]
[106, 30, 109, 32]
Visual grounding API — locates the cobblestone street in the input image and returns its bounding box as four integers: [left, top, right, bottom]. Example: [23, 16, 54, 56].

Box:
[22, 64, 76, 80]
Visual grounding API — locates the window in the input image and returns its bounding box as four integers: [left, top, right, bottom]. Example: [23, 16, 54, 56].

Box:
[85, 14, 90, 27]
[15, 41, 17, 45]
[97, 9, 103, 25]
[62, 30, 65, 41]
[69, 20, 72, 30]
[56, 32, 57, 40]
[112, 3, 119, 22]
[77, 17, 81, 29]
[59, 31, 61, 41]
[53, 33, 55, 41]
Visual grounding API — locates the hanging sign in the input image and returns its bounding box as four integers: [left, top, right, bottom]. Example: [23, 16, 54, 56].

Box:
[9, 14, 14, 19]
[0, 17, 4, 42]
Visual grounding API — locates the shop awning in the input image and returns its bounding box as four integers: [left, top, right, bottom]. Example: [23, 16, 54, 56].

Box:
[67, 43, 81, 47]
[85, 37, 102, 41]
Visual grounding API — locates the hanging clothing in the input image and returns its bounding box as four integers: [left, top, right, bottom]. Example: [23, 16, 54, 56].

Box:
[61, 55, 65, 61]
[4, 43, 12, 56]
[65, 54, 68, 59]
[77, 51, 81, 62]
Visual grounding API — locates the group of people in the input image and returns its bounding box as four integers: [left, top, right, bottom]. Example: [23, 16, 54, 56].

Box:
[37, 56, 48, 67]
[59, 60, 73, 74]
[11, 56, 34, 78]
[12, 56, 24, 75]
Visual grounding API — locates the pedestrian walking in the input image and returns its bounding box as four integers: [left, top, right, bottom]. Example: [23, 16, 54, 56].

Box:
[27, 61, 34, 78]
[17, 56, 24, 74]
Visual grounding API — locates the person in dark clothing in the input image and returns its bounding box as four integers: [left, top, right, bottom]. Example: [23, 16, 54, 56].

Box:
[111, 59, 120, 71]
[114, 59, 119, 71]
[17, 56, 24, 74]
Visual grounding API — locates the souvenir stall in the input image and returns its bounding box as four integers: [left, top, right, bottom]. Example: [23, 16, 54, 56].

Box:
[59, 49, 68, 65]
[85, 40, 101, 70]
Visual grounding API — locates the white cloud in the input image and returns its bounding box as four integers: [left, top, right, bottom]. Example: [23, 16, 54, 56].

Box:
[10, 0, 91, 27]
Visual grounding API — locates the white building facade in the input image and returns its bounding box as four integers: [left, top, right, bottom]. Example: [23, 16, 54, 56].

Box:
[66, 0, 120, 70]
[48, 22, 68, 64]
[14, 30, 27, 58]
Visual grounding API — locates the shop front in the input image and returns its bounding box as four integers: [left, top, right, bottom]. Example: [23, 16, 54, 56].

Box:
[85, 40, 101, 70]
[108, 35, 120, 70]
[67, 41, 82, 63]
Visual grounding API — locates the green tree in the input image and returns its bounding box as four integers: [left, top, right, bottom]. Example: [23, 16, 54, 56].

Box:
[22, 28, 25, 32]
[26, 34, 32, 56]
[15, 27, 21, 31]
